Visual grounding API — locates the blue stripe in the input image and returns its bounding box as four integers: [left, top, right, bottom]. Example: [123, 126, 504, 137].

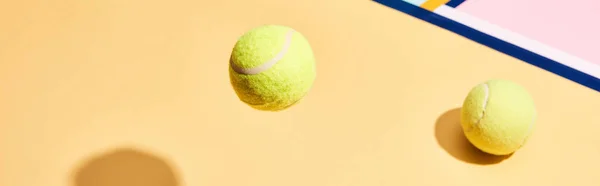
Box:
[373, 0, 600, 92]
[447, 0, 466, 8]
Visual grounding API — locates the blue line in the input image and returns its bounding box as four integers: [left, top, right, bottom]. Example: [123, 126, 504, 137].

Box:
[447, 0, 466, 8]
[373, 0, 600, 92]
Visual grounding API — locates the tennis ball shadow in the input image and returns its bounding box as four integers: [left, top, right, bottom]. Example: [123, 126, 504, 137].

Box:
[435, 108, 512, 165]
[72, 147, 180, 186]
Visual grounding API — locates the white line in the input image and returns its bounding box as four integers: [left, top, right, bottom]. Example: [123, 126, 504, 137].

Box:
[434, 5, 600, 79]
[402, 0, 426, 6]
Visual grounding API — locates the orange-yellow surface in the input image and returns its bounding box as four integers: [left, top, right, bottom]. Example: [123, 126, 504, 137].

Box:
[421, 0, 451, 11]
[1, 0, 599, 186]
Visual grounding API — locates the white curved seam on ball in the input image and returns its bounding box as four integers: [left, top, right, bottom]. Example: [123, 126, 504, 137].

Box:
[231, 29, 296, 75]
[530, 110, 536, 133]
[522, 109, 536, 146]
[474, 83, 490, 129]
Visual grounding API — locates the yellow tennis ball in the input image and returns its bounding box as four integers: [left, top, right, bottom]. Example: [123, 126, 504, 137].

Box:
[460, 79, 537, 155]
[229, 25, 316, 111]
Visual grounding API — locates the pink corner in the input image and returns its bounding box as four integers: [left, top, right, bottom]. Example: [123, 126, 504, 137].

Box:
[457, 0, 600, 64]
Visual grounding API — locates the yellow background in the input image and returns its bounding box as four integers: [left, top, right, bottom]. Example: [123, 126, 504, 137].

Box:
[1, 0, 599, 185]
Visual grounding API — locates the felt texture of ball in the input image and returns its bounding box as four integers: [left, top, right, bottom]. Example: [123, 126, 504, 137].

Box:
[460, 79, 537, 155]
[229, 25, 316, 111]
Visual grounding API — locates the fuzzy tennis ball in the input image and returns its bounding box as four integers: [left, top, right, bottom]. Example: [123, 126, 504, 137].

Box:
[460, 79, 537, 155]
[229, 25, 316, 111]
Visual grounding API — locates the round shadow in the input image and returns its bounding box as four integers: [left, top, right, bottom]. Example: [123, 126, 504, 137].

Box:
[72, 148, 180, 186]
[435, 108, 512, 165]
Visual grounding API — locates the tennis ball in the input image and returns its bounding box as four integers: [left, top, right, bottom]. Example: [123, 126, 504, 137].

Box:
[229, 25, 316, 111]
[460, 79, 537, 156]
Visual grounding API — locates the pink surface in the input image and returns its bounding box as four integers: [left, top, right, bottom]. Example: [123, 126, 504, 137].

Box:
[458, 0, 600, 64]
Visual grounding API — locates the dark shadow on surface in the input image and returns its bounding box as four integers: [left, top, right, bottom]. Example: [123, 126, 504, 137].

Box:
[72, 147, 180, 186]
[435, 108, 512, 165]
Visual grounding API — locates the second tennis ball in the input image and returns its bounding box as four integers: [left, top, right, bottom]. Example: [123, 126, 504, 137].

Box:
[229, 25, 316, 111]
[461, 79, 537, 155]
